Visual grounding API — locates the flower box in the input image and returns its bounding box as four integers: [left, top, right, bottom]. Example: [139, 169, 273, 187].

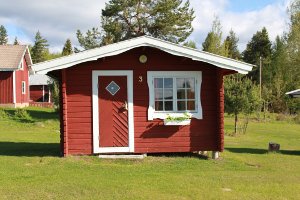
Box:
[163, 119, 191, 126]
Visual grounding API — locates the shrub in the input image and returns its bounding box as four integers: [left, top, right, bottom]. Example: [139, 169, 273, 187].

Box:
[276, 113, 287, 121]
[0, 108, 8, 119]
[14, 109, 32, 121]
[292, 115, 300, 124]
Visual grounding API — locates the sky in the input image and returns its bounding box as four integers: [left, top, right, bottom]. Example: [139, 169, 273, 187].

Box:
[0, 0, 291, 54]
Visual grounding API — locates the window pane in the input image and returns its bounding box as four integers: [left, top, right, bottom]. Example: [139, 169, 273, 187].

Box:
[186, 78, 195, 89]
[186, 89, 195, 99]
[154, 78, 163, 88]
[164, 78, 173, 88]
[165, 101, 173, 111]
[164, 89, 173, 100]
[155, 89, 163, 100]
[176, 78, 185, 88]
[187, 101, 195, 110]
[177, 101, 186, 111]
[177, 89, 185, 99]
[155, 101, 163, 111]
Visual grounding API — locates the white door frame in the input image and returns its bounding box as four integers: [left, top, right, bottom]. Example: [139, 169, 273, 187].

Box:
[92, 70, 134, 153]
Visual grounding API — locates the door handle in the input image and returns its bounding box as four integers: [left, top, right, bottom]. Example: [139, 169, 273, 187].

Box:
[122, 101, 128, 110]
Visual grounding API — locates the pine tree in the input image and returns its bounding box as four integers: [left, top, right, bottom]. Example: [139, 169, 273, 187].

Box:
[284, 0, 300, 113]
[77, 0, 195, 48]
[62, 38, 73, 56]
[0, 25, 8, 45]
[13, 37, 20, 45]
[225, 29, 240, 59]
[76, 27, 101, 50]
[242, 27, 272, 83]
[31, 30, 49, 64]
[224, 75, 261, 134]
[202, 16, 228, 57]
[183, 40, 197, 49]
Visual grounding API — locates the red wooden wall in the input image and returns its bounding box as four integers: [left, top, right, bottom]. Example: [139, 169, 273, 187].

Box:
[0, 71, 13, 104]
[30, 85, 50, 102]
[15, 57, 29, 104]
[58, 47, 225, 156]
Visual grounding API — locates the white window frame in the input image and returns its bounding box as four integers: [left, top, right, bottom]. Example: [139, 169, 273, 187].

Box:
[147, 71, 202, 120]
[20, 60, 23, 70]
[22, 81, 26, 94]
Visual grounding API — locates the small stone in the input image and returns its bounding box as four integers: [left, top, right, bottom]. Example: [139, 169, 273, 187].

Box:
[36, 122, 45, 127]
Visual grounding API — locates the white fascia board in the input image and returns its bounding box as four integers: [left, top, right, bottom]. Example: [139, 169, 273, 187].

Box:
[286, 89, 300, 95]
[32, 36, 253, 74]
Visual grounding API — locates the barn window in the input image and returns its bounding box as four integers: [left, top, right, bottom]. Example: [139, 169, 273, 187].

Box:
[22, 81, 26, 94]
[20, 61, 23, 70]
[147, 71, 202, 120]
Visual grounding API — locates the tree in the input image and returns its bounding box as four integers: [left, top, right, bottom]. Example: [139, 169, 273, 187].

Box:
[242, 27, 272, 83]
[13, 37, 20, 45]
[224, 75, 261, 134]
[284, 0, 300, 113]
[62, 38, 73, 56]
[31, 31, 49, 64]
[47, 78, 59, 110]
[183, 40, 197, 49]
[225, 29, 240, 59]
[0, 25, 8, 45]
[76, 27, 101, 50]
[202, 16, 228, 57]
[77, 0, 195, 48]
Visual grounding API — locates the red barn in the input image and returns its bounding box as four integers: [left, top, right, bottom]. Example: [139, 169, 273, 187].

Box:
[29, 74, 51, 102]
[0, 45, 33, 108]
[32, 36, 253, 157]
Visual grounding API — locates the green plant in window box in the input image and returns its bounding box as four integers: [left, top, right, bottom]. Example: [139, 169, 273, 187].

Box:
[164, 113, 191, 125]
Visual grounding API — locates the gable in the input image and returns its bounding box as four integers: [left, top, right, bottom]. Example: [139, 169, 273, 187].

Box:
[32, 36, 253, 75]
[0, 45, 33, 71]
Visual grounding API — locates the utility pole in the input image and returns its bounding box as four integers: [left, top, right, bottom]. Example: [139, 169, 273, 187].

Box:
[260, 56, 262, 100]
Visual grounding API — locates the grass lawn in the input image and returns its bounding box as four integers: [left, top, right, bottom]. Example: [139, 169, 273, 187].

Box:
[0, 107, 299, 199]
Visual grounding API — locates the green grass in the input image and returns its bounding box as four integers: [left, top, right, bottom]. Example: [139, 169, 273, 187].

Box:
[0, 107, 299, 199]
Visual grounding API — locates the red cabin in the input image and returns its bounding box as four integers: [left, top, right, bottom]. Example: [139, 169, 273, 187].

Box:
[32, 36, 253, 157]
[0, 45, 33, 108]
[29, 74, 51, 103]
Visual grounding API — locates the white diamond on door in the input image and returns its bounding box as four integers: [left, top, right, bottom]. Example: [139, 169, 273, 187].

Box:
[106, 81, 120, 96]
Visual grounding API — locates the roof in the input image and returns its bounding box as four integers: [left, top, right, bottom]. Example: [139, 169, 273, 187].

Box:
[32, 36, 254, 74]
[286, 89, 300, 98]
[29, 74, 51, 85]
[0, 45, 33, 71]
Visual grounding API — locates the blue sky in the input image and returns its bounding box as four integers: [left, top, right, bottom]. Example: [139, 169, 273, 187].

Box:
[226, 0, 280, 12]
[0, 0, 290, 53]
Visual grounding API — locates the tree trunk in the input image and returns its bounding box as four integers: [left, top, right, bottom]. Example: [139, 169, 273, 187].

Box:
[235, 114, 238, 133]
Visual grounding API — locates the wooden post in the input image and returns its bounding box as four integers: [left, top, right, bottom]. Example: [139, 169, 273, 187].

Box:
[212, 151, 219, 159]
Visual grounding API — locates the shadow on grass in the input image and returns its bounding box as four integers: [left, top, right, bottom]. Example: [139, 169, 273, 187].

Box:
[3, 108, 59, 122]
[0, 142, 60, 157]
[25, 110, 59, 121]
[226, 148, 268, 154]
[226, 148, 300, 156]
[147, 152, 208, 160]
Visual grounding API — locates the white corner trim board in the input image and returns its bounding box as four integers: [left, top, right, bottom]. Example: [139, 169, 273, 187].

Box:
[92, 70, 134, 154]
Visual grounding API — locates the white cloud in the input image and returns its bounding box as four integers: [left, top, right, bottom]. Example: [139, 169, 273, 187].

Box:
[0, 0, 291, 53]
[189, 0, 290, 51]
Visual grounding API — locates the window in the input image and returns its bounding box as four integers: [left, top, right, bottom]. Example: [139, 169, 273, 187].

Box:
[20, 61, 23, 70]
[147, 71, 202, 120]
[22, 81, 26, 94]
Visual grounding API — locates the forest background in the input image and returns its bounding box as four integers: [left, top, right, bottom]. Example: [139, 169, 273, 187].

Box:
[1, 0, 299, 133]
